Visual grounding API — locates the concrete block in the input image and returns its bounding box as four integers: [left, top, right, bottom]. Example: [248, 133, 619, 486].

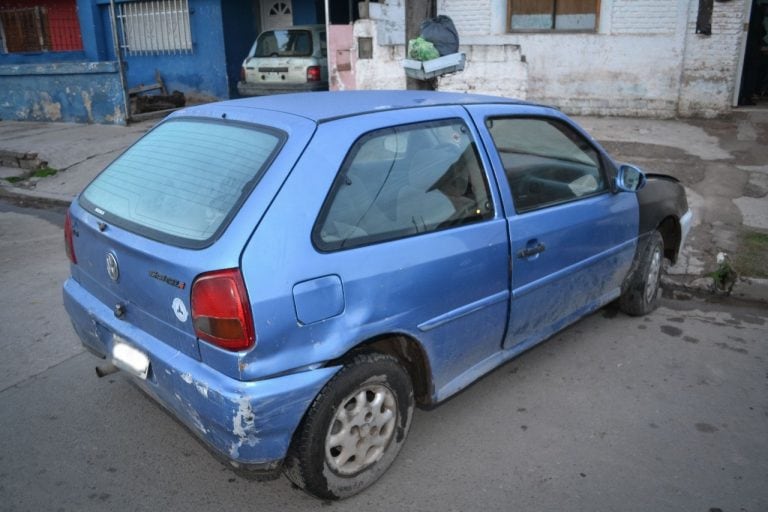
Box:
[732, 278, 768, 305]
[0, 166, 27, 180]
[18, 158, 45, 171]
[0, 150, 27, 160]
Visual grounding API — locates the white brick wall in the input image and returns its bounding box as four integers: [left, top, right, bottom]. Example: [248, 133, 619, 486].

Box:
[438, 44, 528, 98]
[437, 0, 492, 36]
[679, 0, 746, 116]
[611, 0, 678, 34]
[346, 0, 749, 117]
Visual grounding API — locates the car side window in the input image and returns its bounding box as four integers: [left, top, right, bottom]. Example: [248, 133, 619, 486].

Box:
[485, 117, 607, 213]
[314, 119, 494, 251]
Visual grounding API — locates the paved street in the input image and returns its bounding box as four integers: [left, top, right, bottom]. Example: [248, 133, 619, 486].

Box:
[1, 198, 766, 511]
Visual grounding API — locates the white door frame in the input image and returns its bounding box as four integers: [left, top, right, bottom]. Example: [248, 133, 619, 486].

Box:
[261, 0, 294, 31]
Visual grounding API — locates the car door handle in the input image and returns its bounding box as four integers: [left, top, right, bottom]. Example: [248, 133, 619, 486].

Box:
[517, 243, 546, 259]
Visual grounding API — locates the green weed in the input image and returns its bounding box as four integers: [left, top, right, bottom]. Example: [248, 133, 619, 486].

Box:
[31, 166, 57, 178]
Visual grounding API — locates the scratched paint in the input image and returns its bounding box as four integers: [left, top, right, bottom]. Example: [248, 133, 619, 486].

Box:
[230, 397, 260, 458]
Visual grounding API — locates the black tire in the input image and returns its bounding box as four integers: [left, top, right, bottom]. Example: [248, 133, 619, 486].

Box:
[619, 230, 664, 316]
[284, 352, 414, 500]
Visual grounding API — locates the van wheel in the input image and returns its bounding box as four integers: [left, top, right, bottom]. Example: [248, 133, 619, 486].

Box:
[284, 352, 414, 500]
[620, 230, 664, 316]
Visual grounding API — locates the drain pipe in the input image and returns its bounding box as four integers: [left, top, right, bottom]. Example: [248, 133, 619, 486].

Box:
[109, 0, 131, 123]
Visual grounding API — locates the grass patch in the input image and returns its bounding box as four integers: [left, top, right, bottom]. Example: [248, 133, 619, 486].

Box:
[31, 166, 57, 178]
[733, 230, 768, 279]
[3, 166, 57, 184]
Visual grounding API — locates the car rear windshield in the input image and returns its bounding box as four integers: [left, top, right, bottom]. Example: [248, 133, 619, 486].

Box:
[255, 29, 313, 57]
[80, 118, 283, 248]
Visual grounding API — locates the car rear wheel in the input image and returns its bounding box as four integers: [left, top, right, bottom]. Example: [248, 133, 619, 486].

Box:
[619, 230, 664, 316]
[284, 352, 414, 499]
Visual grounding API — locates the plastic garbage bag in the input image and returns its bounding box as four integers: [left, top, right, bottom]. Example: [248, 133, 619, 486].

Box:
[408, 37, 440, 61]
[420, 15, 459, 56]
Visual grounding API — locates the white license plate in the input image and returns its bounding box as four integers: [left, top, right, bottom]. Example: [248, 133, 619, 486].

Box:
[112, 339, 150, 380]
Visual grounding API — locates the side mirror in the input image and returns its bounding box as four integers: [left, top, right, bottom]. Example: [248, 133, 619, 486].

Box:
[615, 164, 647, 193]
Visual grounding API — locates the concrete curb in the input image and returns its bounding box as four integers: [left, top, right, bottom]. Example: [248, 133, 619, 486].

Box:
[731, 277, 768, 305]
[0, 182, 73, 207]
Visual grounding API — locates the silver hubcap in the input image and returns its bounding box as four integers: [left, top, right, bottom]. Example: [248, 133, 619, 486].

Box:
[645, 248, 662, 304]
[325, 384, 397, 476]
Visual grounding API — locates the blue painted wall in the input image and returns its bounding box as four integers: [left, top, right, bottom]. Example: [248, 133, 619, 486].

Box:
[0, 0, 320, 122]
[0, 0, 119, 123]
[97, 0, 230, 100]
[0, 62, 127, 124]
[293, 0, 323, 25]
[221, 1, 258, 98]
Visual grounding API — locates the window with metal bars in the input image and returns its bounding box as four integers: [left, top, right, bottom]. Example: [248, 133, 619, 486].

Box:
[117, 0, 193, 56]
[507, 0, 599, 32]
[0, 0, 83, 53]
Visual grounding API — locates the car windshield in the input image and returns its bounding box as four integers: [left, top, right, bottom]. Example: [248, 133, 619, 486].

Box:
[255, 29, 313, 57]
[80, 119, 283, 247]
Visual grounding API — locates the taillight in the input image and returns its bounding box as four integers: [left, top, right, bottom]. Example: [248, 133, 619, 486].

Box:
[240, 66, 246, 82]
[191, 269, 255, 351]
[64, 210, 77, 264]
[307, 66, 321, 82]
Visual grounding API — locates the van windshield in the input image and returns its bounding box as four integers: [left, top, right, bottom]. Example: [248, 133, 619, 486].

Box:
[255, 30, 313, 57]
[80, 119, 283, 247]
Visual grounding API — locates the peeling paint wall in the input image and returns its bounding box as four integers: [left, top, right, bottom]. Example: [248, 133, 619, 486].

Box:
[330, 24, 358, 91]
[353, 20, 406, 90]
[349, 0, 747, 118]
[679, 0, 746, 117]
[0, 62, 127, 125]
[350, 17, 528, 99]
[437, 43, 528, 98]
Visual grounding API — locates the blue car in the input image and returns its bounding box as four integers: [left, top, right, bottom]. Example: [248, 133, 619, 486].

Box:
[63, 91, 691, 499]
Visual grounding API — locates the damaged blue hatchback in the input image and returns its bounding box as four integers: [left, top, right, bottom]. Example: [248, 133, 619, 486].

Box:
[63, 91, 691, 499]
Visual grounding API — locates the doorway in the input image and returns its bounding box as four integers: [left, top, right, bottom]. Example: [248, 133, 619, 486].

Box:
[262, 0, 294, 31]
[738, 0, 768, 105]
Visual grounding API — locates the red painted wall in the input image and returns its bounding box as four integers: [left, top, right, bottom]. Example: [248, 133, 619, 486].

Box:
[1, 0, 83, 51]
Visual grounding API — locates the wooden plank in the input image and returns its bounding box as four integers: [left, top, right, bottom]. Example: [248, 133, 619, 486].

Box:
[557, 0, 597, 14]
[128, 83, 163, 96]
[510, 0, 554, 15]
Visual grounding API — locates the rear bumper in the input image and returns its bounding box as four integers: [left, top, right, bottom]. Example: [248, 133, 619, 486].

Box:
[63, 277, 339, 473]
[236, 80, 328, 97]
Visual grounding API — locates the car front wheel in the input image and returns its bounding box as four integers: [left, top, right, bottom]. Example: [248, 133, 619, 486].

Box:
[620, 230, 665, 316]
[284, 352, 414, 499]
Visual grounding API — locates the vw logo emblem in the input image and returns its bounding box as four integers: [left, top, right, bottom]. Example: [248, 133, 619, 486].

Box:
[106, 252, 119, 282]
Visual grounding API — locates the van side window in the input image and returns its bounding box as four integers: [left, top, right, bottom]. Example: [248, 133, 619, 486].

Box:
[486, 117, 607, 213]
[314, 119, 494, 251]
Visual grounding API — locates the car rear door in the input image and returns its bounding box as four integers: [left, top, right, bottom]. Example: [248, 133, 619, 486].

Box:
[467, 106, 639, 350]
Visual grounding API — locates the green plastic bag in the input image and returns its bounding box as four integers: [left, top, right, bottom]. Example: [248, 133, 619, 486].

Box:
[408, 37, 440, 61]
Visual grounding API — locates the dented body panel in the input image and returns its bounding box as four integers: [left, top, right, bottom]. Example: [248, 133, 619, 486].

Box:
[64, 277, 340, 469]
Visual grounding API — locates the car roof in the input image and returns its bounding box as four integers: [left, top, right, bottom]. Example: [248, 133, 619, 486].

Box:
[181, 90, 536, 124]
